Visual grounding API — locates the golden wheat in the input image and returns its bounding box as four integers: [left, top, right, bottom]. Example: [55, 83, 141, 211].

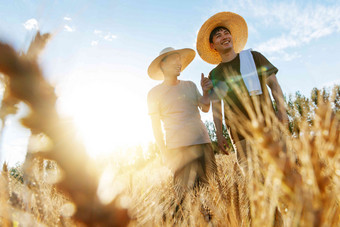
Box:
[0, 31, 339, 226]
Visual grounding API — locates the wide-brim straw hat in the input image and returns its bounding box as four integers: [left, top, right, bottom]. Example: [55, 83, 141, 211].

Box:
[148, 47, 196, 80]
[196, 12, 248, 64]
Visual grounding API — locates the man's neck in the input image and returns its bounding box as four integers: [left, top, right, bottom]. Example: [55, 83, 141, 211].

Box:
[163, 75, 179, 85]
[220, 49, 237, 63]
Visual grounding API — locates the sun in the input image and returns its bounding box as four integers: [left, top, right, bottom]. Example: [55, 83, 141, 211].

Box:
[56, 69, 154, 159]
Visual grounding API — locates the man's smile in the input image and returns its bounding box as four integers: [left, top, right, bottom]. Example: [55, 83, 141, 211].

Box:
[221, 39, 231, 45]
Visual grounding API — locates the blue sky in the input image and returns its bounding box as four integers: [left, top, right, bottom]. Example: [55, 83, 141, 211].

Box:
[0, 0, 339, 165]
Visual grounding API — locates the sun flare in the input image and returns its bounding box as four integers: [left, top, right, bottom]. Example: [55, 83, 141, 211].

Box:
[56, 69, 154, 159]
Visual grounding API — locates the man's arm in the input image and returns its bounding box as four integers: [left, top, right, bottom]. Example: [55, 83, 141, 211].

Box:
[212, 100, 229, 154]
[266, 74, 289, 124]
[199, 91, 210, 112]
[199, 73, 212, 112]
[150, 116, 167, 161]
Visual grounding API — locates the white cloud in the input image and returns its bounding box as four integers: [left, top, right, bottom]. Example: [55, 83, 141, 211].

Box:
[256, 35, 299, 53]
[282, 52, 301, 62]
[23, 18, 39, 30]
[252, 2, 340, 54]
[268, 51, 301, 62]
[217, 0, 340, 55]
[91, 41, 98, 46]
[321, 78, 340, 88]
[64, 17, 72, 21]
[103, 33, 117, 41]
[64, 25, 74, 32]
[94, 30, 117, 42]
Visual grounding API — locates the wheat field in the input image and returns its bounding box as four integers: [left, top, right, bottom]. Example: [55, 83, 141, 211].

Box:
[0, 32, 339, 226]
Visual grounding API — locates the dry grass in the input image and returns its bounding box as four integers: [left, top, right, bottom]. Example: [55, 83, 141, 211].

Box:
[0, 32, 129, 226]
[0, 31, 339, 226]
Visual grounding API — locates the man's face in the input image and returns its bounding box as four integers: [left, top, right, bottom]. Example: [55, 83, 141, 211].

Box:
[210, 28, 233, 53]
[160, 53, 182, 77]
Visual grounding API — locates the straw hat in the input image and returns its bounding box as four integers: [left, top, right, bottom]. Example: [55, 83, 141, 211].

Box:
[147, 47, 196, 80]
[196, 12, 248, 64]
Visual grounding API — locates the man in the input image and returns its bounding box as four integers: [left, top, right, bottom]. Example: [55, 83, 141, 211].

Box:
[196, 12, 288, 166]
[147, 47, 217, 218]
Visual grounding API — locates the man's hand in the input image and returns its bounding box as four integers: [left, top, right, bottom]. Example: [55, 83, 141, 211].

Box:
[201, 73, 213, 93]
[217, 134, 230, 155]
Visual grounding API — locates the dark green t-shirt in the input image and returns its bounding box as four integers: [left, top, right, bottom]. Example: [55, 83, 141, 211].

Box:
[208, 51, 278, 142]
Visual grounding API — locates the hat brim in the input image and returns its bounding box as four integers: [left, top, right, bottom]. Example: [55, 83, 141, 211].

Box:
[196, 12, 248, 65]
[147, 48, 196, 80]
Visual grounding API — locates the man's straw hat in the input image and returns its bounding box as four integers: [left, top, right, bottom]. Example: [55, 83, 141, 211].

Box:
[148, 47, 196, 80]
[196, 12, 248, 64]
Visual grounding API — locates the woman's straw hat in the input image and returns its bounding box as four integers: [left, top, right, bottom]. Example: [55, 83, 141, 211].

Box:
[148, 47, 196, 80]
[196, 12, 248, 64]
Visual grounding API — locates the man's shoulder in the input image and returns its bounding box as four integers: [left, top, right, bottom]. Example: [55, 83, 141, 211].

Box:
[250, 50, 270, 63]
[208, 64, 223, 79]
[148, 83, 164, 98]
[251, 50, 264, 58]
[250, 50, 278, 75]
[181, 80, 195, 86]
[180, 80, 199, 91]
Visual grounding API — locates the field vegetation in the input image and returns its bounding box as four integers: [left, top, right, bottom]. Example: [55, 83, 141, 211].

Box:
[0, 31, 339, 226]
